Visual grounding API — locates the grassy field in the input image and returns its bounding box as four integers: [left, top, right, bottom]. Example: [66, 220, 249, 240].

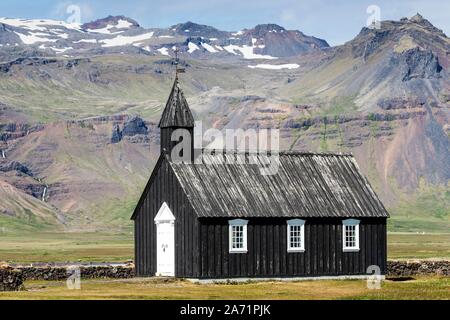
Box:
[0, 232, 133, 263]
[0, 232, 449, 263]
[388, 233, 450, 260]
[387, 185, 450, 233]
[0, 276, 448, 300]
[0, 232, 448, 300]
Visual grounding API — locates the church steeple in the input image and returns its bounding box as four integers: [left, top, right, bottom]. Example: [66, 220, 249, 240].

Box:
[159, 71, 195, 159]
[158, 75, 195, 129]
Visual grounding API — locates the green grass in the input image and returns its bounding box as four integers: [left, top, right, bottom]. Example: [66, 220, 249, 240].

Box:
[388, 184, 450, 233]
[0, 215, 59, 234]
[0, 232, 133, 263]
[388, 233, 450, 260]
[0, 276, 448, 300]
[320, 95, 358, 117]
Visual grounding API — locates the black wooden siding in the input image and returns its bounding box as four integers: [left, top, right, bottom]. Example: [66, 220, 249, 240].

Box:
[197, 217, 387, 278]
[160, 127, 194, 157]
[134, 157, 199, 277]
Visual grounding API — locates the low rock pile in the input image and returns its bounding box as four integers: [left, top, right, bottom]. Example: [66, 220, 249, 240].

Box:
[387, 260, 450, 276]
[0, 266, 24, 291]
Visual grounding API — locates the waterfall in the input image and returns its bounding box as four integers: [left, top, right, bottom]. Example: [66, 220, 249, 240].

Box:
[1, 150, 5, 159]
[42, 185, 48, 202]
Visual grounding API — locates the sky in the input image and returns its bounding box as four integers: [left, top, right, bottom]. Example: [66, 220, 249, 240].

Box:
[0, 0, 448, 46]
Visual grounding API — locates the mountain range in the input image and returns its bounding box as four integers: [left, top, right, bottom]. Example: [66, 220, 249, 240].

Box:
[0, 13, 448, 234]
[0, 15, 328, 60]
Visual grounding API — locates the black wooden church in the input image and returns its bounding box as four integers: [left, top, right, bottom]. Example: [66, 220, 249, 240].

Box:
[131, 76, 389, 279]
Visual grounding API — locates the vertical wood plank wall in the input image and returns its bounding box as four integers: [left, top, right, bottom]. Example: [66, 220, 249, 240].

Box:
[197, 217, 387, 278]
[134, 159, 199, 277]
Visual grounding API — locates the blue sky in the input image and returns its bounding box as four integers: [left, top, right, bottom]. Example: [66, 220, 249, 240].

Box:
[0, 0, 448, 46]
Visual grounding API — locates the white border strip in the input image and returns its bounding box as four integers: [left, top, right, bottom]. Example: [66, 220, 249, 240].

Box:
[186, 275, 385, 284]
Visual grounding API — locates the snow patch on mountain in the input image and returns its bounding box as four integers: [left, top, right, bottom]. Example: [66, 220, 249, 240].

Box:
[87, 25, 120, 34]
[74, 39, 97, 44]
[115, 19, 133, 29]
[56, 32, 69, 39]
[188, 42, 200, 53]
[248, 63, 300, 69]
[14, 32, 57, 45]
[39, 44, 73, 54]
[201, 43, 218, 53]
[157, 47, 170, 56]
[0, 17, 82, 31]
[100, 32, 154, 47]
[86, 19, 135, 34]
[224, 44, 277, 59]
[52, 47, 73, 54]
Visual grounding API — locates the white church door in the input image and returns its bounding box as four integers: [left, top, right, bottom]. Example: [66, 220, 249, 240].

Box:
[154, 202, 176, 277]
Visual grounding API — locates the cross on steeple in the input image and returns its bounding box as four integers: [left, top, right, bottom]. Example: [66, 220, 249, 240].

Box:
[174, 47, 185, 77]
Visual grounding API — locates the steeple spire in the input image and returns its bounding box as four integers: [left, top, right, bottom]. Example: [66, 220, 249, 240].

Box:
[158, 76, 195, 128]
[158, 48, 195, 157]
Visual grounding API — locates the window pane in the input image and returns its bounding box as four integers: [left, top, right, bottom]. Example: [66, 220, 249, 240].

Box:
[289, 224, 302, 249]
[344, 225, 357, 248]
[231, 225, 244, 249]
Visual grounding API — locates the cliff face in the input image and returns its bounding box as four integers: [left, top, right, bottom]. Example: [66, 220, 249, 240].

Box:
[398, 48, 442, 81]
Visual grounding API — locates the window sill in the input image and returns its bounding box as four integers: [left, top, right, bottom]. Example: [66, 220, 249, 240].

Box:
[343, 248, 360, 252]
[229, 250, 248, 254]
[287, 249, 305, 253]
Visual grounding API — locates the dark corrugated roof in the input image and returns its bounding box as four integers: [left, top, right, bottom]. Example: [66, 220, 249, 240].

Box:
[158, 77, 195, 128]
[169, 152, 389, 218]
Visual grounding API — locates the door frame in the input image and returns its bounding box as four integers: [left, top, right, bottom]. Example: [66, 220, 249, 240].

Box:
[154, 202, 176, 277]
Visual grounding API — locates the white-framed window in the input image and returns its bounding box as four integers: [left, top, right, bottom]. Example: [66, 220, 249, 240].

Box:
[287, 219, 305, 252]
[342, 219, 360, 252]
[229, 219, 248, 253]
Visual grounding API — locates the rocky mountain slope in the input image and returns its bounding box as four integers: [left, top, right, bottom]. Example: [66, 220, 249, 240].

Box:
[281, 14, 450, 195]
[0, 14, 448, 233]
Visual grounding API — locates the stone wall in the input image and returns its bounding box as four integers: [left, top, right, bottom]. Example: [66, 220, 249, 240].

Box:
[18, 265, 134, 281]
[0, 267, 24, 291]
[387, 260, 450, 277]
[1, 261, 448, 287]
